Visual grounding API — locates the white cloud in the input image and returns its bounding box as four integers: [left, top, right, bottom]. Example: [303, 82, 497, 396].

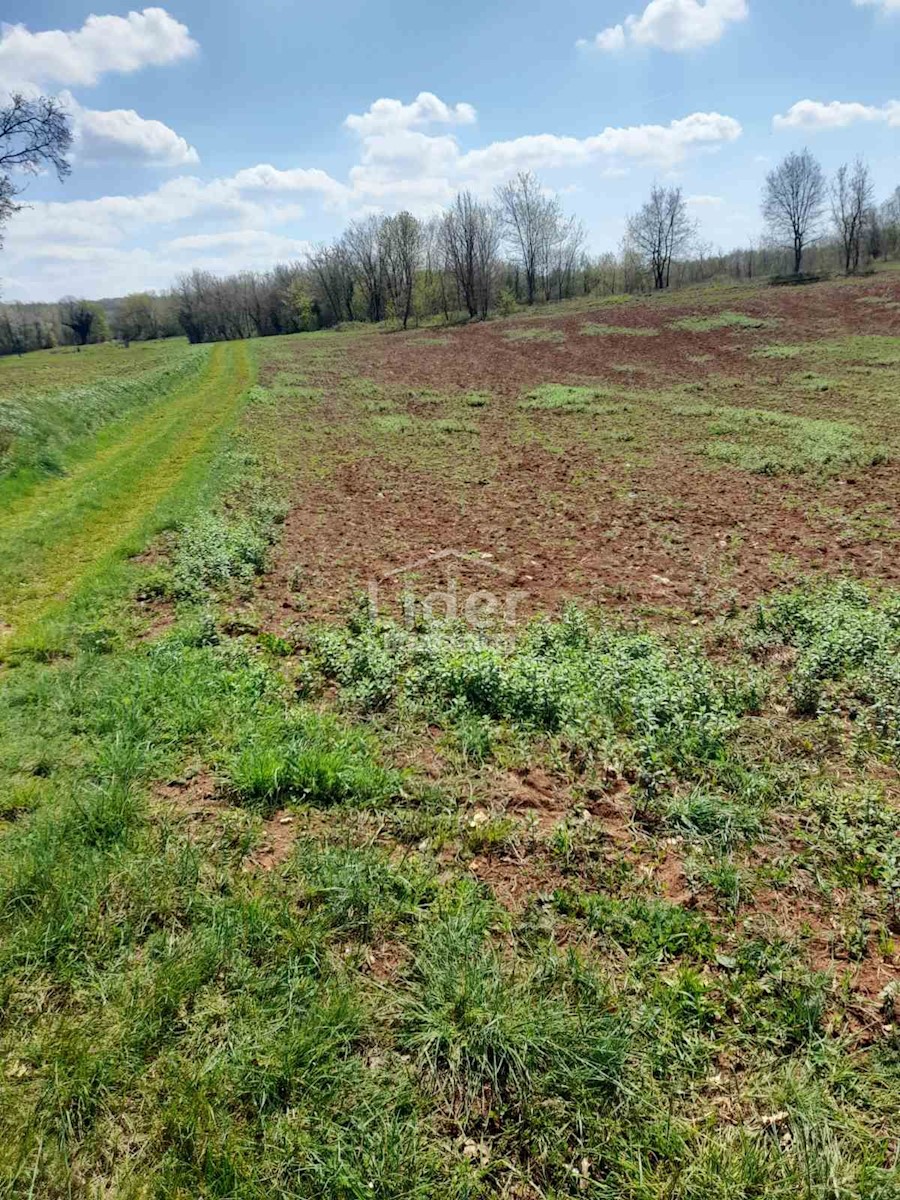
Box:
[231, 164, 349, 206]
[68, 97, 199, 167]
[853, 0, 900, 13]
[459, 112, 742, 180]
[0, 7, 197, 91]
[4, 92, 743, 299]
[0, 11, 199, 171]
[773, 98, 900, 130]
[580, 0, 748, 53]
[589, 24, 628, 50]
[163, 230, 312, 272]
[686, 193, 724, 206]
[344, 92, 476, 136]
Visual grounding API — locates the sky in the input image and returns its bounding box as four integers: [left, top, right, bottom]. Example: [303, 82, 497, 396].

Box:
[1, 0, 898, 301]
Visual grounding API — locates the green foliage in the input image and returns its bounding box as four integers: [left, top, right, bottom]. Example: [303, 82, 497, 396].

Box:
[752, 580, 900, 760]
[309, 603, 763, 787]
[166, 470, 287, 600]
[554, 888, 715, 961]
[496, 287, 518, 316]
[225, 711, 399, 812]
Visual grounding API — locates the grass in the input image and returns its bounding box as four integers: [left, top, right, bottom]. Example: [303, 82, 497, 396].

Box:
[503, 327, 565, 343]
[756, 334, 900, 365]
[581, 323, 659, 337]
[695, 404, 889, 476]
[0, 338, 201, 489]
[0, 342, 252, 653]
[671, 311, 772, 333]
[3, 276, 900, 1195]
[517, 383, 621, 412]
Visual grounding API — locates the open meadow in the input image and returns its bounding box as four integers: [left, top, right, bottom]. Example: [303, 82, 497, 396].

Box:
[2, 273, 900, 1197]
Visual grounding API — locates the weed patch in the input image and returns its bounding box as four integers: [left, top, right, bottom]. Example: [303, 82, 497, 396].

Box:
[698, 405, 887, 475]
[503, 327, 565, 343]
[672, 312, 771, 333]
[581, 323, 659, 337]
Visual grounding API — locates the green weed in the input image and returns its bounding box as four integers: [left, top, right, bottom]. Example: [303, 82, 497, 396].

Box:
[581, 323, 659, 337]
[672, 312, 771, 333]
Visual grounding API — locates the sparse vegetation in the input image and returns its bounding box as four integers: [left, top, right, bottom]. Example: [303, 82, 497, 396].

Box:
[3, 273, 900, 1197]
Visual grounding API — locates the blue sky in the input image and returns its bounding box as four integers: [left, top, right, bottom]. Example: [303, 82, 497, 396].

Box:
[1, 0, 898, 299]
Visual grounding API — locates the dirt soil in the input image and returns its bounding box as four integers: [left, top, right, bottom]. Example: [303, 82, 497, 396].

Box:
[258, 275, 900, 627]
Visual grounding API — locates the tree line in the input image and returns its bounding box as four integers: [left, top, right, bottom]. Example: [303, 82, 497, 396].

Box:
[2, 141, 900, 356]
[164, 156, 900, 346]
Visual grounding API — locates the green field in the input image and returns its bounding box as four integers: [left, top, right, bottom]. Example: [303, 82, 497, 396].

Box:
[2, 277, 900, 1198]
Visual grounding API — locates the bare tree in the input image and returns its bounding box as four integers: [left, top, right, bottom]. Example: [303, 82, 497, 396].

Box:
[879, 186, 900, 260]
[379, 212, 421, 330]
[342, 216, 386, 323]
[1, 93, 72, 252]
[551, 217, 587, 300]
[626, 185, 695, 290]
[831, 158, 874, 275]
[495, 171, 562, 305]
[440, 191, 499, 320]
[762, 149, 826, 275]
[307, 242, 355, 324]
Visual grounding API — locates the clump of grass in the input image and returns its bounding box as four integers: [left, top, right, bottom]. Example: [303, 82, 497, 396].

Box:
[226, 710, 399, 812]
[672, 312, 771, 333]
[464, 391, 490, 407]
[518, 384, 619, 412]
[503, 327, 565, 343]
[397, 891, 628, 1116]
[790, 370, 837, 393]
[289, 843, 436, 939]
[432, 418, 478, 435]
[554, 888, 715, 961]
[700, 405, 887, 476]
[371, 413, 413, 433]
[660, 787, 762, 849]
[581, 323, 658, 337]
[754, 343, 804, 359]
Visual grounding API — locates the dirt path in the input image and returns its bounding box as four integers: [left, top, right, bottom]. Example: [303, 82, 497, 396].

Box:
[0, 341, 252, 645]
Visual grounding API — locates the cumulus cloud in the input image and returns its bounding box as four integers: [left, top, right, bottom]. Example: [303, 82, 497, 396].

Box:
[459, 112, 742, 180]
[773, 98, 900, 130]
[0, 7, 197, 91]
[68, 97, 199, 167]
[4, 92, 744, 299]
[231, 164, 349, 206]
[344, 92, 476, 136]
[579, 0, 748, 53]
[1, 11, 199, 170]
[339, 97, 743, 211]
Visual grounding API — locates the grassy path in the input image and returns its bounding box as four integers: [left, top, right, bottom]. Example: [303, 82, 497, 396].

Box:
[0, 340, 252, 646]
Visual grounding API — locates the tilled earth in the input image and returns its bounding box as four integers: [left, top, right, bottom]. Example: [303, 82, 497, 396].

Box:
[257, 274, 900, 628]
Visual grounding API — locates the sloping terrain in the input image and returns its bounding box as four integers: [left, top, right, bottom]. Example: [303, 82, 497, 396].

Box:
[1, 277, 900, 1198]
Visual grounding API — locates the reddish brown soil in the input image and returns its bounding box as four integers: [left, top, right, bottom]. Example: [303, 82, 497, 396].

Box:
[258, 275, 900, 628]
